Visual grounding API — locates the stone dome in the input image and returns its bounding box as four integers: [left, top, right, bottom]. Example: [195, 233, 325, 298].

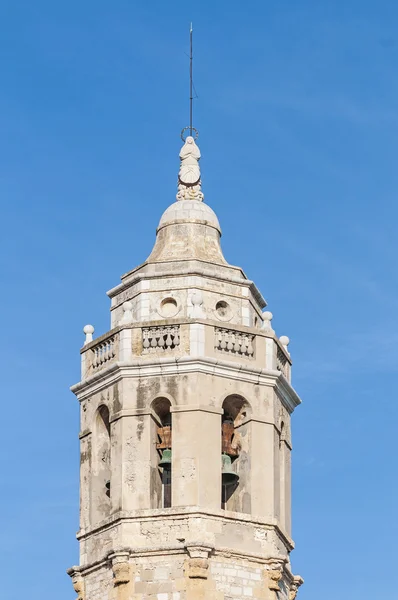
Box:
[157, 200, 221, 234]
[147, 199, 226, 265]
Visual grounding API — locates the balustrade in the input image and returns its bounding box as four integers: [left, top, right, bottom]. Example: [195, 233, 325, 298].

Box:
[276, 346, 289, 378]
[215, 327, 255, 358]
[91, 336, 116, 369]
[142, 325, 180, 353]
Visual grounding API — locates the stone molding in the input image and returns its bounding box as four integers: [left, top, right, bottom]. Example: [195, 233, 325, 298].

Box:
[170, 404, 224, 415]
[71, 357, 301, 413]
[70, 545, 291, 582]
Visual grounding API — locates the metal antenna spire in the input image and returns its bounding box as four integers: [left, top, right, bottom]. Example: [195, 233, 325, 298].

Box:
[189, 23, 193, 136]
[181, 23, 198, 142]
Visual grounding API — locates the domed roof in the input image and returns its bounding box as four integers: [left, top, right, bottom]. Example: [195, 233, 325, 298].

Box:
[158, 200, 221, 234]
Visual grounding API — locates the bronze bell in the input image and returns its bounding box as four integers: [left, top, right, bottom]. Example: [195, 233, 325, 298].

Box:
[221, 453, 239, 486]
[159, 448, 172, 470]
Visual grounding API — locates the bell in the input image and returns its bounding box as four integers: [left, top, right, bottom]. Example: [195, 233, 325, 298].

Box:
[159, 448, 172, 470]
[222, 453, 239, 486]
[105, 480, 110, 498]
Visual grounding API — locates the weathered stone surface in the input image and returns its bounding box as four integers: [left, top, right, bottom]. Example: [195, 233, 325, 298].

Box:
[69, 136, 303, 600]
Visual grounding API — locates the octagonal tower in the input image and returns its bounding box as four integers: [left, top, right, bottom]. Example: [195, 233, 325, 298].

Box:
[68, 134, 303, 600]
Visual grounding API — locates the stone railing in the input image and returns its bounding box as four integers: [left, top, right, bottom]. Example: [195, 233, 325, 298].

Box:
[214, 327, 255, 358]
[142, 325, 180, 354]
[276, 346, 289, 379]
[91, 334, 117, 369]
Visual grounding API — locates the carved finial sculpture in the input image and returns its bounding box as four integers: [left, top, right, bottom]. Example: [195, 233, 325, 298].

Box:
[176, 135, 204, 201]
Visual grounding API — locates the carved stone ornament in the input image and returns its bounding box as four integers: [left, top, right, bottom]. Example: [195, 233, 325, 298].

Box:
[268, 567, 283, 592]
[111, 552, 131, 586]
[185, 544, 213, 579]
[67, 568, 85, 600]
[176, 136, 204, 201]
[289, 575, 304, 600]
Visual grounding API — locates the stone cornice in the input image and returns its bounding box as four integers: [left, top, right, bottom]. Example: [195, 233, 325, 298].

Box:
[107, 260, 266, 309]
[71, 356, 301, 412]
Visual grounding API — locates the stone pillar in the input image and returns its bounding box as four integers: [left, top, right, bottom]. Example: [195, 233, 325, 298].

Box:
[251, 421, 280, 520]
[119, 413, 152, 511]
[172, 407, 222, 510]
[79, 432, 92, 532]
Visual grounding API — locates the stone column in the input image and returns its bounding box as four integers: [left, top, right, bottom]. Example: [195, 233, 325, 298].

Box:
[172, 407, 222, 510]
[251, 420, 280, 520]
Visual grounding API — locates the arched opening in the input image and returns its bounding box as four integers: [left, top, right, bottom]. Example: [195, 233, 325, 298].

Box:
[221, 395, 251, 513]
[151, 397, 172, 509]
[91, 405, 111, 525]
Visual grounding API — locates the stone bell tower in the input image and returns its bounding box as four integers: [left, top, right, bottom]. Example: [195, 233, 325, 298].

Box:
[68, 132, 303, 600]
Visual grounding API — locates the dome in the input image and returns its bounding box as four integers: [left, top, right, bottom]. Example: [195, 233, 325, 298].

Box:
[157, 200, 221, 234]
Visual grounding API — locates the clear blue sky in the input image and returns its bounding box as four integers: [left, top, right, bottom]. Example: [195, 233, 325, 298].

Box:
[1, 2, 397, 599]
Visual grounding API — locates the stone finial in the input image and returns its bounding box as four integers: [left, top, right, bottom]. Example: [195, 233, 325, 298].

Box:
[177, 135, 204, 201]
[262, 311, 274, 332]
[120, 301, 134, 324]
[279, 335, 290, 354]
[83, 324, 94, 345]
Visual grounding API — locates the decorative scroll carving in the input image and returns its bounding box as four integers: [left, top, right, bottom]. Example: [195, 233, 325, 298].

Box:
[177, 136, 204, 201]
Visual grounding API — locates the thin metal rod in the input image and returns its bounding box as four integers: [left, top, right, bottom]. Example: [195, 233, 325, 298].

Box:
[190, 23, 193, 136]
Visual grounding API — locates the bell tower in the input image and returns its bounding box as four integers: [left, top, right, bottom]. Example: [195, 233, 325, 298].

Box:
[68, 131, 304, 600]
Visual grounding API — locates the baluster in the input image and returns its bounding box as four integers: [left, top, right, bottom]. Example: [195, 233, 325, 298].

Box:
[174, 326, 180, 346]
[233, 332, 240, 354]
[214, 329, 222, 350]
[247, 335, 254, 357]
[150, 329, 157, 350]
[158, 327, 166, 350]
[220, 329, 227, 349]
[227, 331, 234, 351]
[165, 327, 172, 348]
[143, 329, 150, 352]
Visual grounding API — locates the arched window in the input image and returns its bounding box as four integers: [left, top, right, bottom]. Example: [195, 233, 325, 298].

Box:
[91, 405, 111, 524]
[151, 398, 172, 509]
[221, 395, 251, 513]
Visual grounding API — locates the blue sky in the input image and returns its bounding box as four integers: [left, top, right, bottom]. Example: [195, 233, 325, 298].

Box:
[1, 1, 397, 599]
